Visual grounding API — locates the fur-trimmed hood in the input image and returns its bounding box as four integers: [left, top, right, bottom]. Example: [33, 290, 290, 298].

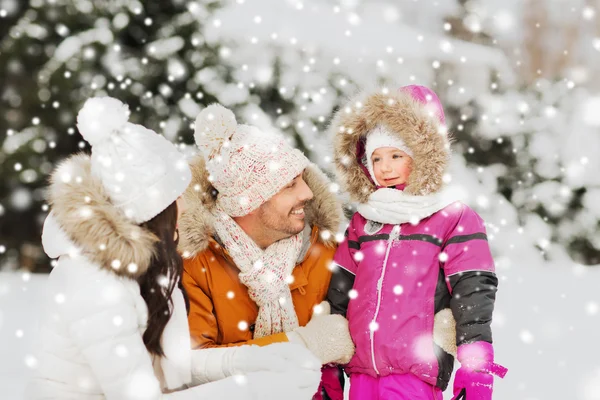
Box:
[178, 155, 342, 258]
[43, 154, 158, 279]
[331, 88, 451, 203]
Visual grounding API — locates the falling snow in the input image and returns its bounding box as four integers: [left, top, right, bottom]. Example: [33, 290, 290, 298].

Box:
[1, 0, 599, 399]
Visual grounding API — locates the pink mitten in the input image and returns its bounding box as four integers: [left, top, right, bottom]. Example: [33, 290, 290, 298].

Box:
[312, 365, 344, 400]
[452, 342, 507, 400]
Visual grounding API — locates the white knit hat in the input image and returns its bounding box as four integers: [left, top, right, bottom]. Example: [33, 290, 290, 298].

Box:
[365, 124, 414, 186]
[76, 97, 191, 224]
[194, 104, 309, 217]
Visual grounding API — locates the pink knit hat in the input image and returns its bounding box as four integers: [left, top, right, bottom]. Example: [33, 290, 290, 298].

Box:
[194, 104, 309, 217]
[399, 85, 446, 125]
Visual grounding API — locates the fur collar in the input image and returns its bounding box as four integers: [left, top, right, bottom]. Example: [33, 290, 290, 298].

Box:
[46, 154, 158, 279]
[178, 155, 342, 258]
[331, 90, 451, 203]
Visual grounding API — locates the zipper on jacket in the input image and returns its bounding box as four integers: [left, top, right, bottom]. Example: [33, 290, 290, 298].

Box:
[369, 225, 400, 375]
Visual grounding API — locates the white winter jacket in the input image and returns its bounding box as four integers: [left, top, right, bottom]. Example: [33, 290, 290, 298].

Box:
[25, 155, 259, 400]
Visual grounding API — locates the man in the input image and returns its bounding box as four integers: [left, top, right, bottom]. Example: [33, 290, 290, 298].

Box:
[179, 104, 354, 399]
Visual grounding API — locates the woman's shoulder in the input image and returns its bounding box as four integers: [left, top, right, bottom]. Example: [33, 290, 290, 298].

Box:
[50, 255, 130, 285]
[47, 256, 139, 318]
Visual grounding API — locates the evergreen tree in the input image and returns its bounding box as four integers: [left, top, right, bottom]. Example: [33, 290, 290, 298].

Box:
[442, 0, 599, 265]
[0, 0, 229, 271]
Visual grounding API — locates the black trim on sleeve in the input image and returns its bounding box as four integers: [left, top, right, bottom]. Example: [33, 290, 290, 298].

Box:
[434, 342, 454, 391]
[326, 264, 356, 317]
[434, 268, 454, 390]
[446, 232, 488, 245]
[434, 268, 451, 314]
[449, 270, 498, 346]
[404, 234, 443, 246]
[357, 233, 442, 246]
[358, 233, 389, 243]
[347, 240, 360, 250]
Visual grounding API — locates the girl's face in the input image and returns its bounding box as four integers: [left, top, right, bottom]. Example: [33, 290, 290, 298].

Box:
[371, 147, 413, 187]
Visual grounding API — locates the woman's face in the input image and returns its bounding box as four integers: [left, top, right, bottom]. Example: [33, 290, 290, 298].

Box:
[371, 147, 413, 187]
[175, 196, 186, 226]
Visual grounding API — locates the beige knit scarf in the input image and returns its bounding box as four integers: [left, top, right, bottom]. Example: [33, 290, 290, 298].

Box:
[212, 206, 303, 338]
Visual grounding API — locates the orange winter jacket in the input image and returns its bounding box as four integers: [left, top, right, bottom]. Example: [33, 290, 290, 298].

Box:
[183, 227, 336, 348]
[178, 155, 342, 349]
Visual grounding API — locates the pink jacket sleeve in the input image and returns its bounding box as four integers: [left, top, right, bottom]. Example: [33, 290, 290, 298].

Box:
[441, 204, 498, 346]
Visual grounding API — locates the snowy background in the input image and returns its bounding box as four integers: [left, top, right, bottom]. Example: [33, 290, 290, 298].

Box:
[1, 0, 600, 398]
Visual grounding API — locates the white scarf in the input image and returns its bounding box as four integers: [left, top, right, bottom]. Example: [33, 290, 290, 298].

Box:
[212, 206, 303, 338]
[357, 187, 460, 225]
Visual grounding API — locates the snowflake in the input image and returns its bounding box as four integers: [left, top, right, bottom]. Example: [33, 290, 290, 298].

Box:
[115, 344, 128, 357]
[353, 251, 364, 262]
[54, 293, 66, 304]
[586, 302, 598, 316]
[520, 330, 534, 344]
[369, 321, 379, 332]
[24, 355, 38, 369]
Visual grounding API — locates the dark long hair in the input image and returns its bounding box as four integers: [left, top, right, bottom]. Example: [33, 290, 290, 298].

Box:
[138, 201, 188, 356]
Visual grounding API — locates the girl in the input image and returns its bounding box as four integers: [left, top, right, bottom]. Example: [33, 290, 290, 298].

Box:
[327, 86, 507, 399]
[27, 97, 321, 399]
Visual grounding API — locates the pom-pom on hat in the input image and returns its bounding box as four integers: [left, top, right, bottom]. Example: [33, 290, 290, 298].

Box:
[77, 96, 191, 223]
[194, 104, 309, 217]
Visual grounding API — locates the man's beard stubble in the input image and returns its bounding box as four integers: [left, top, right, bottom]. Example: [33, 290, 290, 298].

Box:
[257, 200, 310, 239]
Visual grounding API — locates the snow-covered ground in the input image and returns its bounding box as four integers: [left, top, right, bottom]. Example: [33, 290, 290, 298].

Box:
[1, 262, 598, 399]
[0, 273, 45, 400]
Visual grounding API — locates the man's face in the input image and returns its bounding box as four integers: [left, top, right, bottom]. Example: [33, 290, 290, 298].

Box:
[256, 172, 314, 242]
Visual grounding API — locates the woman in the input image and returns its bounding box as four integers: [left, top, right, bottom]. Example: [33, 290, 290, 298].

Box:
[26, 97, 321, 399]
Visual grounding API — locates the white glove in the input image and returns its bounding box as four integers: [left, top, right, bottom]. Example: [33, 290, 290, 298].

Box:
[239, 342, 322, 372]
[241, 369, 321, 400]
[190, 343, 320, 385]
[169, 368, 320, 400]
[287, 301, 355, 365]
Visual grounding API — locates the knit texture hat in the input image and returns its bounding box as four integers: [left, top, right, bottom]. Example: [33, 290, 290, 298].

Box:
[365, 125, 414, 185]
[76, 97, 191, 224]
[194, 104, 309, 217]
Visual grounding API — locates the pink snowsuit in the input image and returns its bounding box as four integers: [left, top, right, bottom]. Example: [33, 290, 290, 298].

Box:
[326, 85, 501, 399]
[333, 200, 495, 398]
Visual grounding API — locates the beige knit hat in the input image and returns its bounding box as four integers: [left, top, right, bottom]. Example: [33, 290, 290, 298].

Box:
[194, 104, 309, 217]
